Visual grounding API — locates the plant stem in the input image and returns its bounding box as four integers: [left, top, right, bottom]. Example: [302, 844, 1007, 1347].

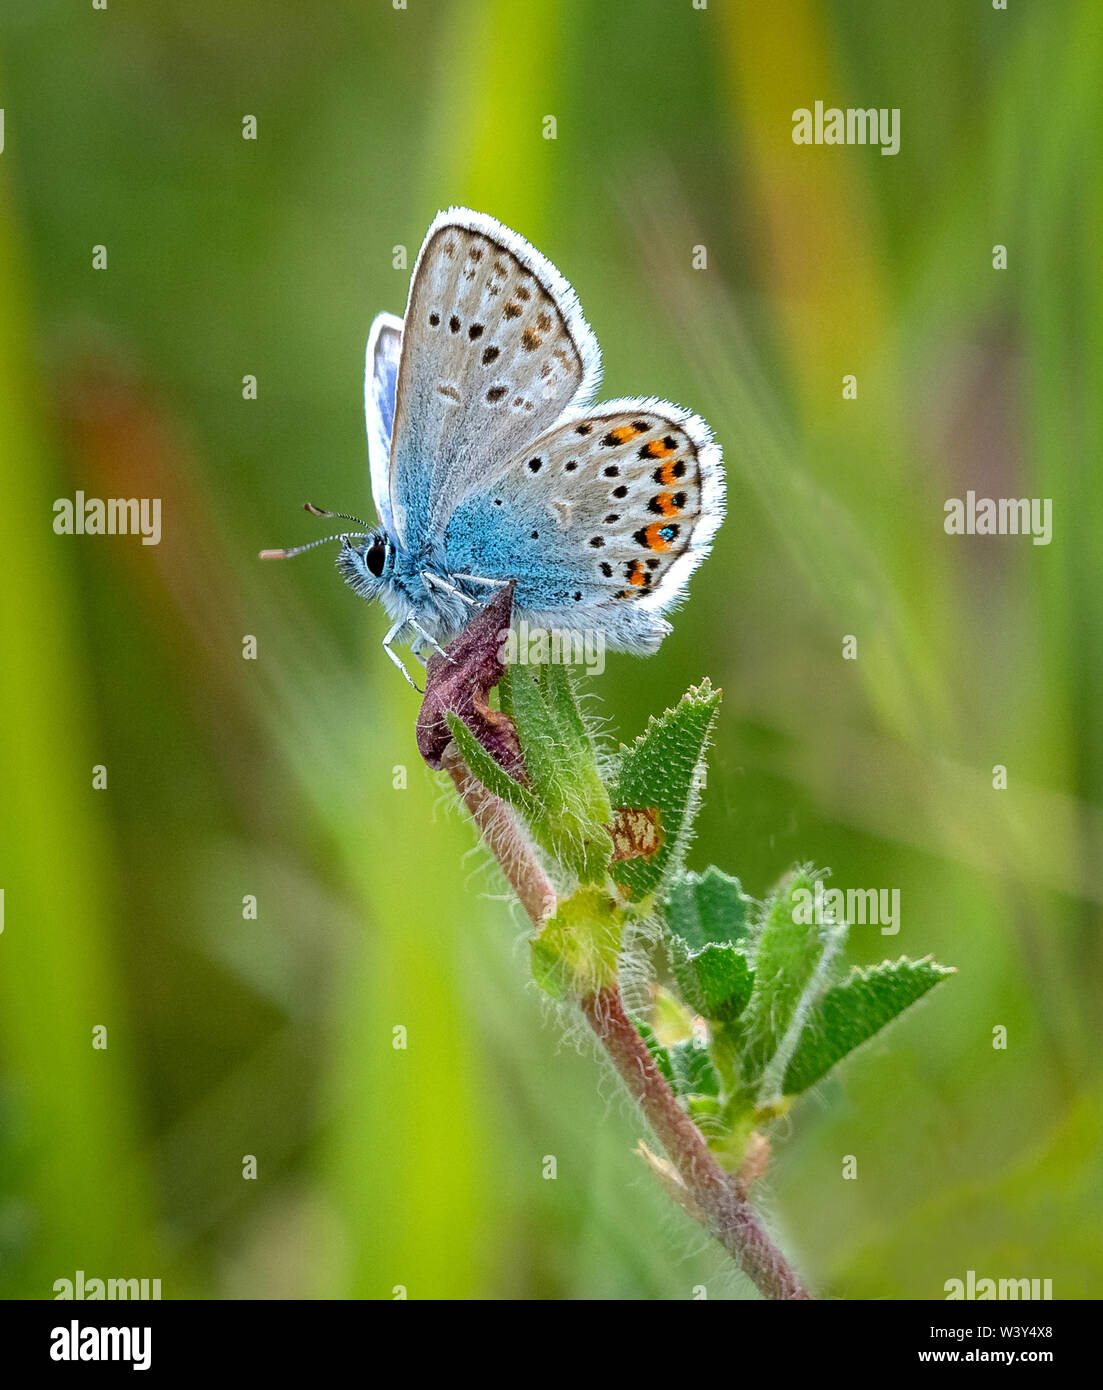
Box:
[443, 745, 556, 925]
[581, 985, 811, 1300]
[445, 745, 812, 1300]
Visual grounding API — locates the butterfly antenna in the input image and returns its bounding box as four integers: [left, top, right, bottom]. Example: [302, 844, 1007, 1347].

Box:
[259, 502, 372, 559]
[303, 501, 370, 527]
[259, 531, 366, 560]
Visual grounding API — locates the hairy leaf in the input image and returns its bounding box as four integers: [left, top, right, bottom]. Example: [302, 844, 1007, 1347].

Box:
[670, 938, 754, 1025]
[529, 887, 621, 998]
[738, 869, 841, 1084]
[446, 713, 536, 819]
[500, 663, 613, 883]
[668, 1039, 722, 1098]
[666, 867, 752, 950]
[610, 680, 721, 901]
[782, 957, 954, 1095]
[500, 665, 564, 815]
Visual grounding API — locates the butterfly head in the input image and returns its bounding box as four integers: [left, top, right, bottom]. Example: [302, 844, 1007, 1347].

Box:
[336, 529, 393, 599]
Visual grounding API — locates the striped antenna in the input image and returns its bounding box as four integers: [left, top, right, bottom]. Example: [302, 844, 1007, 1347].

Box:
[259, 501, 370, 560]
[259, 532, 367, 560]
[303, 501, 369, 527]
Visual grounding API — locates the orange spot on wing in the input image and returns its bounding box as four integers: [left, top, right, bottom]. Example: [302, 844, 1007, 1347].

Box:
[645, 438, 675, 458]
[643, 522, 673, 551]
[656, 459, 680, 485]
[628, 561, 647, 586]
[652, 492, 680, 517]
[609, 424, 639, 443]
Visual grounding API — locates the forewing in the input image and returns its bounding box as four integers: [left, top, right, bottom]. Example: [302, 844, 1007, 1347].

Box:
[442, 398, 724, 618]
[364, 311, 402, 536]
[387, 208, 601, 547]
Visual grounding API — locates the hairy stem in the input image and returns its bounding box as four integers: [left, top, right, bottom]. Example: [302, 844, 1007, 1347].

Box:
[581, 985, 811, 1300]
[444, 741, 811, 1300]
[443, 745, 556, 925]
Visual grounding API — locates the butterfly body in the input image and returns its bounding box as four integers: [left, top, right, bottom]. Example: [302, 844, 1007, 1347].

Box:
[271, 208, 725, 682]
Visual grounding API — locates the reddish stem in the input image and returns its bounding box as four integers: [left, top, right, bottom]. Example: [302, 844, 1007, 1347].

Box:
[580, 985, 811, 1299]
[443, 745, 556, 924]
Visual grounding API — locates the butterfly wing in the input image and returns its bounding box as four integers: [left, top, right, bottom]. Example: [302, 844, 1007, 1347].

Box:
[387, 208, 601, 549]
[364, 311, 403, 536]
[441, 398, 725, 653]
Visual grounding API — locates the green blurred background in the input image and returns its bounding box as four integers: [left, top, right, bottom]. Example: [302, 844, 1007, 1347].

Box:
[1, 0, 1100, 1300]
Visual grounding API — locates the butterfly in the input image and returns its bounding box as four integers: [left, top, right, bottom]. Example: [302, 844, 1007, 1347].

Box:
[262, 208, 725, 687]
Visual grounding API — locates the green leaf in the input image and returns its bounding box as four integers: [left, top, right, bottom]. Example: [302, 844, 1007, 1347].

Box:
[499, 666, 564, 814]
[628, 1021, 719, 1099]
[650, 984, 696, 1045]
[665, 867, 752, 950]
[529, 937, 571, 1001]
[669, 938, 754, 1025]
[668, 1039, 721, 1098]
[630, 1017, 675, 1088]
[782, 957, 955, 1096]
[610, 680, 721, 901]
[738, 869, 843, 1084]
[446, 714, 536, 819]
[687, 1095, 723, 1123]
[538, 662, 609, 816]
[500, 664, 613, 885]
[528, 886, 622, 999]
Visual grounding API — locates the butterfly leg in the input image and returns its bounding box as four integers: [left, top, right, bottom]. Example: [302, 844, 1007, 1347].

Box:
[452, 573, 509, 588]
[382, 618, 424, 693]
[422, 570, 479, 607]
[407, 616, 456, 663]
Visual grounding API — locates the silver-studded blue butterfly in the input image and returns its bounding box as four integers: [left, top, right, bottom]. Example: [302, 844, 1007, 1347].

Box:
[262, 208, 725, 686]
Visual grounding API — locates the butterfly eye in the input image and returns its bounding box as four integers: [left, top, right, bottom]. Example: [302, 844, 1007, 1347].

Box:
[365, 537, 387, 578]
